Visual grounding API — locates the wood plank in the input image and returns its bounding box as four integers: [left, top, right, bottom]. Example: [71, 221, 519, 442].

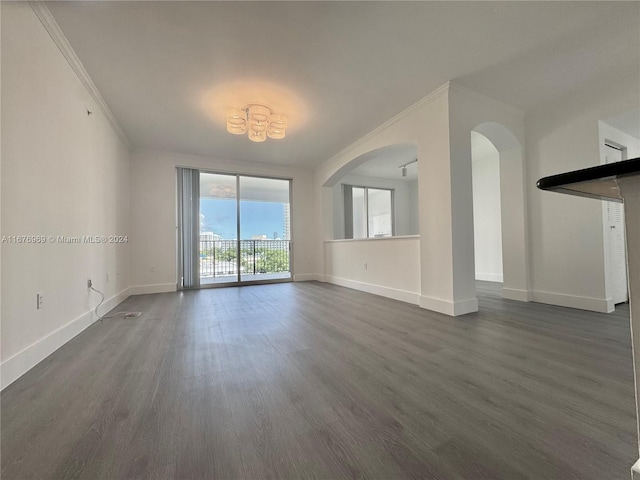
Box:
[1, 281, 635, 479]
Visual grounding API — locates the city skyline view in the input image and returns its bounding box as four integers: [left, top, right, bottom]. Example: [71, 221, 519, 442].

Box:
[200, 198, 289, 240]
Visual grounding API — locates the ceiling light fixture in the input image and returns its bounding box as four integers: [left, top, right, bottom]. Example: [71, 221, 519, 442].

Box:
[399, 159, 418, 177]
[226, 104, 288, 142]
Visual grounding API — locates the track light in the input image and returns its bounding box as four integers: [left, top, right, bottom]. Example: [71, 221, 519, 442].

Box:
[398, 159, 418, 177]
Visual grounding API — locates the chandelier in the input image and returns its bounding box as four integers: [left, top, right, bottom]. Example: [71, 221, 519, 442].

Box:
[226, 104, 287, 142]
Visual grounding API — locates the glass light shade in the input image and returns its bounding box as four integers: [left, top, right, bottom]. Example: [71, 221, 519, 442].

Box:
[249, 122, 267, 133]
[226, 104, 288, 141]
[267, 127, 285, 140]
[269, 113, 288, 130]
[248, 125, 267, 142]
[226, 108, 246, 134]
[226, 108, 245, 125]
[227, 123, 247, 135]
[248, 105, 270, 123]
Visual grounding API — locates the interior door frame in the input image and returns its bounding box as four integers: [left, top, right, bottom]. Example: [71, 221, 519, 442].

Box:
[602, 141, 629, 305]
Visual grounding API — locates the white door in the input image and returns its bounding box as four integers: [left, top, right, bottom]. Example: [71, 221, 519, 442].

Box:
[604, 144, 628, 304]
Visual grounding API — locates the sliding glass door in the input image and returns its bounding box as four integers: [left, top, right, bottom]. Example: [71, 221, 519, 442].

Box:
[199, 172, 239, 285]
[238, 176, 291, 283]
[182, 170, 291, 288]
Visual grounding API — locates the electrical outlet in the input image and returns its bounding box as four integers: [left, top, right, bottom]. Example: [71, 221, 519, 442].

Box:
[87, 279, 92, 289]
[150, 266, 156, 273]
[37, 293, 44, 309]
[364, 262, 368, 270]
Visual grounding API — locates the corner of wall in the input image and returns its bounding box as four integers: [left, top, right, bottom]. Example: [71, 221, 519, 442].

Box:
[419, 295, 478, 317]
[1, 287, 130, 390]
[530, 290, 613, 313]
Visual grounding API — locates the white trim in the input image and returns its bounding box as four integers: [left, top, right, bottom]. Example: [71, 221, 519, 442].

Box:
[325, 275, 420, 305]
[475, 272, 504, 283]
[293, 273, 318, 282]
[502, 287, 531, 302]
[323, 82, 451, 167]
[419, 295, 479, 316]
[530, 290, 614, 313]
[605, 296, 616, 313]
[631, 458, 640, 480]
[1, 288, 130, 390]
[129, 283, 177, 296]
[28, 1, 131, 148]
[325, 234, 420, 244]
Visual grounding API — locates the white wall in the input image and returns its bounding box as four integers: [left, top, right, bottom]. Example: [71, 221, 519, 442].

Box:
[129, 150, 317, 292]
[331, 174, 418, 239]
[324, 236, 421, 304]
[316, 84, 475, 315]
[1, 3, 131, 388]
[1, 0, 4, 370]
[447, 85, 529, 305]
[471, 132, 503, 282]
[316, 82, 526, 315]
[525, 72, 639, 312]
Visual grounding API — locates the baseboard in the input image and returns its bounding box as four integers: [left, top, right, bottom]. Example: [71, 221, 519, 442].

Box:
[502, 287, 531, 302]
[419, 295, 479, 316]
[605, 296, 615, 313]
[129, 283, 177, 295]
[475, 273, 504, 283]
[530, 290, 613, 313]
[632, 458, 640, 480]
[324, 275, 420, 305]
[1, 287, 130, 391]
[293, 273, 320, 282]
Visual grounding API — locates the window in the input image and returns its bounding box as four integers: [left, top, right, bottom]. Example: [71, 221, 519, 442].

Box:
[344, 185, 394, 238]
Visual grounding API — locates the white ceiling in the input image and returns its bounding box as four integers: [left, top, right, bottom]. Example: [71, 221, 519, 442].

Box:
[47, 1, 640, 168]
[347, 144, 418, 181]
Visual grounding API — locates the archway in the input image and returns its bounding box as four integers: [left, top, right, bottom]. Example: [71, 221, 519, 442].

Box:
[322, 143, 419, 240]
[470, 121, 529, 302]
[320, 142, 422, 305]
[471, 131, 503, 283]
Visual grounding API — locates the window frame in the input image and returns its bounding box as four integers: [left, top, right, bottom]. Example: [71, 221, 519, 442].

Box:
[343, 184, 395, 239]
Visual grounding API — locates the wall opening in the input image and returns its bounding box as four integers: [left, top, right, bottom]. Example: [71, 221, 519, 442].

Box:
[323, 143, 419, 240]
[469, 121, 527, 303]
[471, 131, 503, 283]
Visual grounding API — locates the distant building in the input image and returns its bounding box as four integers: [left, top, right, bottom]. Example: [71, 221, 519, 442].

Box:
[283, 203, 290, 240]
[200, 232, 222, 249]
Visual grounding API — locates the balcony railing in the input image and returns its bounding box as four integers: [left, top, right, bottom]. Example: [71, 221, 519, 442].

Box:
[199, 237, 290, 280]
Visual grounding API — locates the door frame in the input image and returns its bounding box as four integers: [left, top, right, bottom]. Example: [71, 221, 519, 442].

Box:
[600, 138, 629, 308]
[180, 168, 294, 289]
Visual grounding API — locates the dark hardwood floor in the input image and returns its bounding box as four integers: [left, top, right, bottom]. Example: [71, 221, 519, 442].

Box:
[1, 281, 635, 479]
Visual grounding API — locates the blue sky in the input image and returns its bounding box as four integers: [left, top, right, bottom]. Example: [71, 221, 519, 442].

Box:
[200, 198, 286, 239]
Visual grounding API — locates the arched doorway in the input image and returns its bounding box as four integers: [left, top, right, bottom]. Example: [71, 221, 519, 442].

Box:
[471, 131, 503, 283]
[471, 121, 529, 303]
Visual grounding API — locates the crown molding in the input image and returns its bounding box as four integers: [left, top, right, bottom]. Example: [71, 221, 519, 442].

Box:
[29, 2, 131, 148]
[324, 82, 451, 167]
